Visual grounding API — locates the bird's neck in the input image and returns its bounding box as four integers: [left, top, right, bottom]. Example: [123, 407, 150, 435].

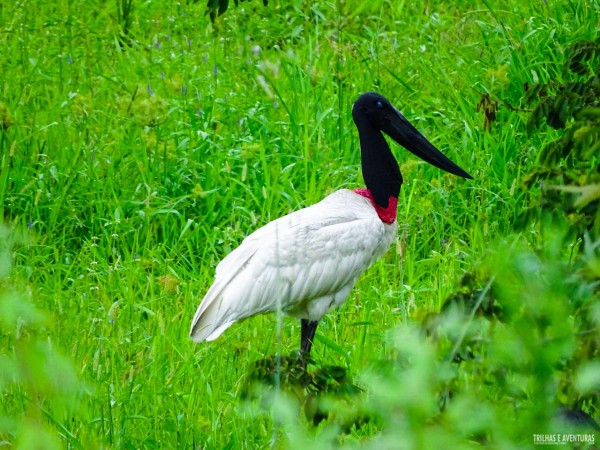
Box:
[356, 121, 402, 208]
[354, 188, 398, 224]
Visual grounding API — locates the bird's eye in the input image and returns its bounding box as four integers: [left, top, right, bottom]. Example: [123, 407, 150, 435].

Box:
[376, 101, 383, 109]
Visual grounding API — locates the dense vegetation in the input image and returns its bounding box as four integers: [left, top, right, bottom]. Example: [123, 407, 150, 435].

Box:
[0, 0, 598, 448]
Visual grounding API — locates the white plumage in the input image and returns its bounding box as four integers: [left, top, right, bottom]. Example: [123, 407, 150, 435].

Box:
[190, 189, 397, 342]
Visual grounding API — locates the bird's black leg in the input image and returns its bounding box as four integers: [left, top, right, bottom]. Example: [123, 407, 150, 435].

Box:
[300, 319, 319, 366]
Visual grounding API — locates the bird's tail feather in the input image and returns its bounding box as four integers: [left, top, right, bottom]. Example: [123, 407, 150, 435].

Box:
[190, 244, 257, 342]
[189, 279, 232, 342]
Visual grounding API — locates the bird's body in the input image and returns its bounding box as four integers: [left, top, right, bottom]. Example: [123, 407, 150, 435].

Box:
[191, 189, 396, 342]
[191, 92, 472, 355]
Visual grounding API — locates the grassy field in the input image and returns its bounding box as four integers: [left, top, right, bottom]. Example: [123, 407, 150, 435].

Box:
[1, 0, 599, 448]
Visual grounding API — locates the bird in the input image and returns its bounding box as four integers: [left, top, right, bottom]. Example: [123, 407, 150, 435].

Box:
[190, 91, 472, 360]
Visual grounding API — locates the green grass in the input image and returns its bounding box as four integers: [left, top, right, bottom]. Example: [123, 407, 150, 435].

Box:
[1, 0, 599, 448]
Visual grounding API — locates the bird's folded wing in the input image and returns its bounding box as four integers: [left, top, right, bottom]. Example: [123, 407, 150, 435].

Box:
[190, 189, 396, 342]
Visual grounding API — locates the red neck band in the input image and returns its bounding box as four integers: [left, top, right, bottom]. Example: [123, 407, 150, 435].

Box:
[354, 188, 398, 224]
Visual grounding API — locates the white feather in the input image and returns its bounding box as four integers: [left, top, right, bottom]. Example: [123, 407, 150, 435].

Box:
[189, 189, 397, 342]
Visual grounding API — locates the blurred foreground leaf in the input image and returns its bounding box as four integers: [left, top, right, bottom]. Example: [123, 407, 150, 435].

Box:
[0, 226, 87, 448]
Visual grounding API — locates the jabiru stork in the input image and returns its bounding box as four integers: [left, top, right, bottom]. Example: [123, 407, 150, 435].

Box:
[190, 92, 472, 359]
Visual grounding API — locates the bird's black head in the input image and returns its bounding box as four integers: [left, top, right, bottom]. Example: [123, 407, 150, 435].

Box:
[352, 91, 472, 206]
[351, 92, 397, 128]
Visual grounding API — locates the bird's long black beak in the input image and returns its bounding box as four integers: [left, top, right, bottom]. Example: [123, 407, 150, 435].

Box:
[382, 108, 473, 179]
